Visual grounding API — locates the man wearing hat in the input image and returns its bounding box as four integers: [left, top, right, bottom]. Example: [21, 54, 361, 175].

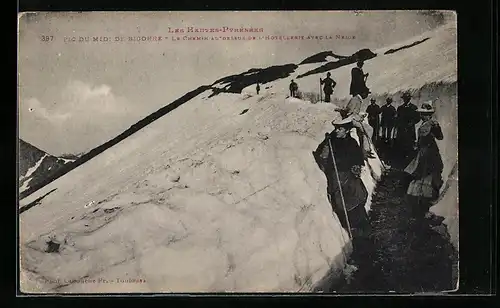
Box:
[320, 72, 337, 102]
[366, 98, 381, 143]
[404, 101, 444, 221]
[289, 79, 298, 98]
[380, 97, 397, 143]
[350, 60, 370, 97]
[395, 91, 420, 163]
[312, 116, 370, 238]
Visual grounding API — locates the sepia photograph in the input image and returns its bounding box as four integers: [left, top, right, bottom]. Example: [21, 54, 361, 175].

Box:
[18, 10, 458, 294]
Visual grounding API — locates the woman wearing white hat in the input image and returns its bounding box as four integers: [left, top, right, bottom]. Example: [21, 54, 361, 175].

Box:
[404, 100, 444, 220]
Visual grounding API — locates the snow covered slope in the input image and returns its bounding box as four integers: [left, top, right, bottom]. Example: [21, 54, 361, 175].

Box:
[20, 93, 364, 293]
[242, 21, 456, 101]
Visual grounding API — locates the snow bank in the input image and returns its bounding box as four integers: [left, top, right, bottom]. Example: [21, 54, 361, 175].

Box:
[424, 82, 458, 250]
[20, 92, 384, 293]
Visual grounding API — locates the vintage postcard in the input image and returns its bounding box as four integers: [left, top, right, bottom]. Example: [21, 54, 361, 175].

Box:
[18, 10, 458, 294]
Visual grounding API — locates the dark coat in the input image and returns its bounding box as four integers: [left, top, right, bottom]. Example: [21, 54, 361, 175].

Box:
[396, 102, 419, 143]
[349, 67, 369, 96]
[405, 120, 444, 179]
[380, 104, 397, 127]
[321, 77, 337, 95]
[313, 133, 367, 211]
[366, 103, 381, 127]
[404, 119, 444, 198]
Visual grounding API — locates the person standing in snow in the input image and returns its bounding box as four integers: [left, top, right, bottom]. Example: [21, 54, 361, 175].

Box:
[350, 60, 370, 97]
[404, 101, 444, 221]
[395, 91, 420, 164]
[312, 117, 370, 238]
[335, 88, 376, 159]
[380, 97, 397, 143]
[320, 72, 337, 103]
[256, 82, 261, 95]
[366, 98, 381, 143]
[289, 79, 298, 98]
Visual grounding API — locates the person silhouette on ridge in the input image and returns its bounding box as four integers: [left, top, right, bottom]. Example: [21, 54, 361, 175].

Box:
[289, 79, 298, 98]
[320, 72, 337, 102]
[350, 60, 370, 97]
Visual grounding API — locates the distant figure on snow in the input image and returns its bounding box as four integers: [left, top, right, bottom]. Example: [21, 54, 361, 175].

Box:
[256, 82, 261, 95]
[395, 91, 420, 163]
[289, 79, 298, 98]
[349, 60, 370, 96]
[404, 101, 444, 220]
[335, 87, 376, 159]
[320, 72, 337, 102]
[380, 97, 397, 143]
[366, 98, 381, 143]
[312, 116, 370, 238]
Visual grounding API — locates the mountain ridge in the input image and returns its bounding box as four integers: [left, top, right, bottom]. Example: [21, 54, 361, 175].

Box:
[19, 139, 77, 195]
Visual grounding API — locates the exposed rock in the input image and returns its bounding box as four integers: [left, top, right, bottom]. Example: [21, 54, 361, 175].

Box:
[168, 175, 181, 183]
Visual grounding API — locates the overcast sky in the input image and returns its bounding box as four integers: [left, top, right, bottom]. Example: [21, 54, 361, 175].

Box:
[18, 11, 452, 156]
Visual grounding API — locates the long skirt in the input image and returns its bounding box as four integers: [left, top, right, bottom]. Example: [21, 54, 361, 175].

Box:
[327, 172, 370, 237]
[332, 200, 371, 238]
[405, 148, 444, 200]
[407, 174, 442, 199]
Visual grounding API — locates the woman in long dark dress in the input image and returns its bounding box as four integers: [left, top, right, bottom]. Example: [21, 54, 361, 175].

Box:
[404, 101, 444, 219]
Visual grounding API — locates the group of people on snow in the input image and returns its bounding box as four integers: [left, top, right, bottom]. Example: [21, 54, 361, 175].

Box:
[364, 92, 422, 160]
[313, 59, 445, 241]
[366, 97, 398, 144]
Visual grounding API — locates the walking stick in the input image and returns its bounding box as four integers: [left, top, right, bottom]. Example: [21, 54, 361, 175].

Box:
[391, 127, 396, 147]
[327, 136, 354, 240]
[319, 79, 322, 103]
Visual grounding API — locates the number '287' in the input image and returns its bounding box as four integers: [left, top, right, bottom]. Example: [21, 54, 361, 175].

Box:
[41, 35, 54, 42]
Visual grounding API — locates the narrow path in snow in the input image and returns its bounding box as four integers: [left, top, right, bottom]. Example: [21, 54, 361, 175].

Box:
[330, 145, 458, 293]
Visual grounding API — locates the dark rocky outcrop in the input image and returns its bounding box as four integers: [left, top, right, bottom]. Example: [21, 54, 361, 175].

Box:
[299, 51, 349, 65]
[19, 188, 57, 214]
[297, 49, 377, 79]
[208, 64, 298, 98]
[19, 140, 74, 194]
[384, 38, 430, 55]
[19, 139, 47, 177]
